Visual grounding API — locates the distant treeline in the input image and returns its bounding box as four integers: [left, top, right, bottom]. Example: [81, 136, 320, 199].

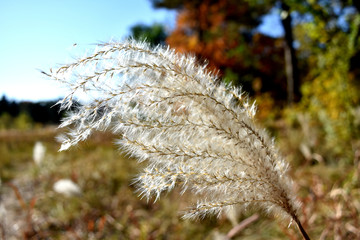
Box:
[0, 95, 63, 125]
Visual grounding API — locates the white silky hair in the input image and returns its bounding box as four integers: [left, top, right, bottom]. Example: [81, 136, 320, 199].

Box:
[33, 141, 46, 165]
[53, 179, 82, 197]
[48, 39, 301, 222]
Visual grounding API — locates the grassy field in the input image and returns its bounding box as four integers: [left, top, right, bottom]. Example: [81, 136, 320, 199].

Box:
[0, 124, 359, 239]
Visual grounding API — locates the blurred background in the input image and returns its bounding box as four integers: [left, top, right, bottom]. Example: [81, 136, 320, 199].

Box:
[1, 0, 360, 239]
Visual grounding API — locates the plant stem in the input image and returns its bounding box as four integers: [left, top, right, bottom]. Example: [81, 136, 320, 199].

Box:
[226, 213, 259, 239]
[294, 217, 310, 240]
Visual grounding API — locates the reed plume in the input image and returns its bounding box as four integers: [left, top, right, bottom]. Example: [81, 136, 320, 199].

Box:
[47, 40, 310, 239]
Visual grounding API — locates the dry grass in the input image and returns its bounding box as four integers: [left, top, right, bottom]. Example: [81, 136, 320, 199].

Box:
[1, 121, 359, 239]
[46, 40, 309, 238]
[0, 128, 238, 239]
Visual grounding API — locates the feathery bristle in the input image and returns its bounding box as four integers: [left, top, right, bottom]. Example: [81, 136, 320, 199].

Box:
[48, 39, 305, 235]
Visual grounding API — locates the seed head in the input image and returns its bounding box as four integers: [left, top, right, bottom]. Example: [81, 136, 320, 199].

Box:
[47, 39, 302, 224]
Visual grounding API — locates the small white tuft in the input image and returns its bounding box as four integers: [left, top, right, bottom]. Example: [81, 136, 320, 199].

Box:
[33, 141, 46, 165]
[53, 179, 82, 197]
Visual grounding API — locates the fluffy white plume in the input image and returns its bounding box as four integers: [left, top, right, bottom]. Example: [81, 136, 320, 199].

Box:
[53, 179, 82, 197]
[47, 40, 309, 238]
[33, 141, 46, 165]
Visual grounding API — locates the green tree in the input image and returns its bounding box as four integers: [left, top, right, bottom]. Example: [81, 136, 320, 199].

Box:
[288, 0, 360, 161]
[0, 112, 12, 129]
[14, 112, 33, 129]
[129, 23, 167, 46]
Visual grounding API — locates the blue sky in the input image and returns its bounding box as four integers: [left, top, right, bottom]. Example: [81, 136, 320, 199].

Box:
[0, 0, 283, 102]
[0, 0, 175, 101]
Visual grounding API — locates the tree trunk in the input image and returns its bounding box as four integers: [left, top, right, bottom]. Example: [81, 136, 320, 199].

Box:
[280, 2, 300, 104]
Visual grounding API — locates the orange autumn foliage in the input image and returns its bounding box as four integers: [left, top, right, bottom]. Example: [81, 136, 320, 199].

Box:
[167, 0, 243, 71]
[166, 0, 287, 100]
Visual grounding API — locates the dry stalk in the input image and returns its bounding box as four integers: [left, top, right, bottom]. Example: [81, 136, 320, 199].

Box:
[46, 40, 310, 239]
